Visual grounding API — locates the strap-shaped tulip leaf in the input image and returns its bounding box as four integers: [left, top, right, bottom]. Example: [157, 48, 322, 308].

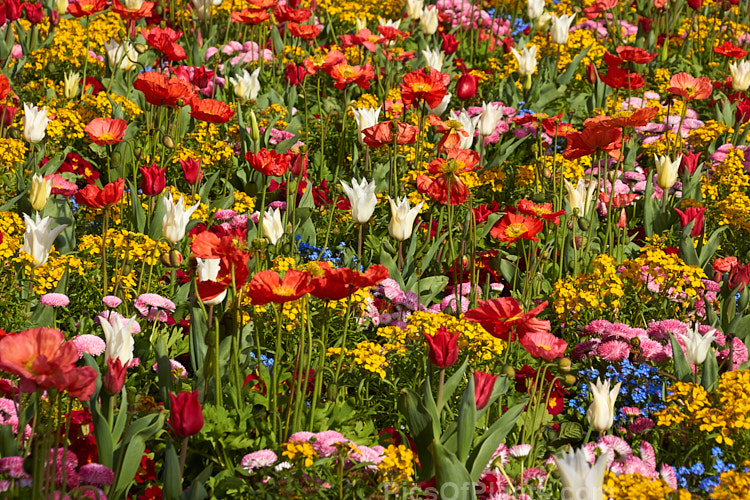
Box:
[469, 402, 526, 482]
[431, 439, 476, 500]
[669, 333, 695, 383]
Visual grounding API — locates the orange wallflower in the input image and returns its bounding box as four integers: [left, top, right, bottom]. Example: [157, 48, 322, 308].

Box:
[668, 72, 713, 101]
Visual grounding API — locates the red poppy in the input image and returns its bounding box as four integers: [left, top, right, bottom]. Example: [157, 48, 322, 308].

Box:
[190, 99, 235, 124]
[600, 67, 645, 90]
[714, 41, 748, 59]
[246, 148, 291, 176]
[112, 0, 154, 20]
[274, 5, 310, 22]
[400, 68, 449, 109]
[464, 298, 548, 341]
[139, 164, 166, 196]
[376, 25, 409, 43]
[231, 8, 270, 24]
[490, 213, 544, 245]
[134, 71, 195, 107]
[586, 107, 659, 130]
[0, 74, 10, 101]
[288, 22, 320, 39]
[246, 269, 314, 305]
[196, 279, 229, 304]
[67, 0, 106, 17]
[615, 46, 657, 64]
[428, 114, 469, 152]
[84, 117, 127, 145]
[668, 72, 713, 101]
[515, 199, 566, 224]
[75, 178, 125, 209]
[191, 228, 250, 286]
[328, 62, 375, 90]
[563, 125, 622, 160]
[302, 49, 346, 76]
[309, 263, 388, 301]
[541, 114, 576, 137]
[417, 149, 480, 205]
[519, 332, 567, 360]
[247, 0, 276, 7]
[361, 121, 418, 148]
[144, 27, 187, 61]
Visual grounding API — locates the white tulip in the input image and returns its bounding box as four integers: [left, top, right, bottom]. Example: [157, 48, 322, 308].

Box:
[63, 72, 81, 99]
[511, 44, 538, 77]
[21, 213, 67, 268]
[351, 106, 382, 144]
[22, 103, 50, 144]
[387, 196, 423, 241]
[104, 39, 138, 73]
[678, 324, 716, 366]
[100, 314, 137, 365]
[449, 110, 478, 149]
[586, 378, 621, 434]
[196, 258, 221, 282]
[405, 0, 423, 19]
[340, 178, 377, 224]
[730, 60, 750, 92]
[202, 289, 227, 306]
[377, 17, 401, 29]
[536, 11, 553, 31]
[653, 154, 682, 191]
[55, 0, 68, 14]
[422, 48, 444, 72]
[555, 447, 608, 500]
[123, 0, 144, 9]
[354, 16, 367, 31]
[478, 102, 504, 137]
[564, 178, 596, 217]
[162, 193, 199, 245]
[527, 0, 545, 20]
[420, 6, 439, 35]
[191, 0, 222, 20]
[30, 174, 52, 212]
[550, 13, 576, 44]
[262, 207, 284, 245]
[428, 93, 452, 116]
[229, 68, 261, 101]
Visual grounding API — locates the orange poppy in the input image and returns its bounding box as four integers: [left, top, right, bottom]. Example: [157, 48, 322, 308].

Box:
[288, 22, 321, 40]
[515, 200, 566, 224]
[361, 121, 418, 148]
[134, 71, 195, 107]
[75, 178, 125, 209]
[67, 0, 106, 17]
[112, 0, 154, 20]
[144, 27, 186, 61]
[541, 114, 576, 138]
[189, 99, 235, 124]
[302, 50, 346, 76]
[429, 114, 469, 152]
[274, 5, 310, 23]
[563, 125, 622, 160]
[585, 107, 659, 130]
[231, 8, 271, 24]
[309, 263, 389, 301]
[615, 46, 657, 64]
[464, 298, 549, 341]
[600, 67, 645, 90]
[490, 213, 544, 245]
[417, 148, 479, 205]
[191, 229, 250, 287]
[328, 62, 375, 90]
[84, 117, 127, 145]
[668, 72, 712, 101]
[247, 0, 276, 8]
[246, 270, 314, 305]
[400, 68, 449, 109]
[245, 148, 291, 176]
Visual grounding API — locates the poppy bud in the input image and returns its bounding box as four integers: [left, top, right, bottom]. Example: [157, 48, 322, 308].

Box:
[160, 252, 171, 267]
[563, 374, 577, 386]
[249, 110, 260, 142]
[473, 371, 498, 410]
[558, 357, 572, 372]
[168, 391, 204, 438]
[577, 218, 590, 231]
[455, 73, 478, 101]
[501, 364, 516, 379]
[163, 135, 175, 149]
[170, 249, 183, 267]
[423, 326, 459, 369]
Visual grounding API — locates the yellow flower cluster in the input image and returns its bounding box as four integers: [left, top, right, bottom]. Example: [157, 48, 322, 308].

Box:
[655, 371, 750, 446]
[711, 465, 750, 500]
[257, 104, 289, 130]
[619, 244, 706, 302]
[231, 191, 256, 214]
[639, 132, 681, 157]
[703, 147, 750, 233]
[515, 154, 590, 189]
[688, 121, 732, 150]
[0, 211, 24, 259]
[377, 444, 415, 481]
[176, 122, 237, 171]
[78, 229, 169, 267]
[327, 341, 389, 379]
[0, 139, 28, 167]
[553, 254, 625, 319]
[603, 472, 692, 500]
[314, 0, 402, 23]
[350, 93, 380, 112]
[13, 250, 90, 295]
[281, 441, 318, 467]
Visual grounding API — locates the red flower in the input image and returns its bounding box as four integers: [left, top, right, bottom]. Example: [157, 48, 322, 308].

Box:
[429, 114, 469, 152]
[168, 391, 204, 437]
[189, 99, 235, 124]
[615, 45, 656, 64]
[144, 26, 186, 61]
[680, 152, 701, 175]
[67, 0, 106, 17]
[231, 8, 271, 24]
[191, 228, 250, 287]
[246, 270, 313, 305]
[246, 148, 291, 176]
[423, 326, 459, 369]
[586, 107, 659, 130]
[417, 148, 480, 205]
[490, 213, 544, 245]
[455, 72, 478, 100]
[668, 72, 713, 101]
[274, 5, 310, 22]
[519, 332, 567, 360]
[729, 263, 750, 291]
[328, 62, 375, 90]
[713, 256, 737, 274]
[302, 50, 346, 76]
[687, 0, 701, 9]
[23, 2, 43, 23]
[473, 371, 498, 410]
[0, 74, 10, 101]
[515, 199, 566, 225]
[139, 164, 166, 196]
[134, 71, 195, 107]
[288, 22, 320, 39]
[400, 68, 449, 109]
[75, 178, 125, 209]
[714, 41, 747, 59]
[674, 206, 705, 237]
[464, 298, 548, 341]
[285, 63, 307, 86]
[541, 114, 576, 138]
[179, 158, 203, 184]
[112, 0, 154, 20]
[600, 67, 645, 90]
[57, 152, 99, 183]
[361, 121, 418, 148]
[309, 263, 388, 301]
[440, 32, 459, 54]
[103, 357, 129, 395]
[563, 125, 622, 160]
[84, 117, 127, 145]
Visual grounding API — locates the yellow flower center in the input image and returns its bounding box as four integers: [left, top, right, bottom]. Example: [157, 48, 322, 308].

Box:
[273, 285, 295, 296]
[505, 223, 527, 238]
[98, 132, 115, 142]
[410, 82, 432, 92]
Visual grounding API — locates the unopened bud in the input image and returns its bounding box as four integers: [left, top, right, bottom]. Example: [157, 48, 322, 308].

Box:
[501, 364, 516, 379]
[163, 135, 175, 149]
[563, 374, 577, 387]
[577, 218, 590, 231]
[135, 43, 149, 54]
[249, 110, 260, 142]
[558, 357, 572, 372]
[170, 249, 183, 267]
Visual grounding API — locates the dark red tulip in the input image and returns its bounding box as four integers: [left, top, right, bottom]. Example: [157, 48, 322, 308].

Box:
[455, 73, 478, 101]
[139, 164, 166, 196]
[179, 158, 203, 185]
[440, 32, 459, 55]
[423, 326, 459, 369]
[103, 357, 128, 395]
[729, 263, 750, 291]
[680, 152, 701, 175]
[687, 0, 701, 9]
[6, 0, 22, 21]
[473, 371, 498, 410]
[637, 17, 651, 34]
[586, 64, 599, 84]
[23, 2, 43, 23]
[285, 63, 307, 86]
[0, 105, 16, 127]
[168, 391, 204, 438]
[674, 207, 705, 238]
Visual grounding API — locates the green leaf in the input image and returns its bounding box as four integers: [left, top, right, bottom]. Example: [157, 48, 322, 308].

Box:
[456, 375, 477, 465]
[431, 439, 475, 500]
[701, 347, 718, 392]
[468, 402, 526, 482]
[162, 440, 183, 500]
[699, 226, 728, 271]
[669, 333, 694, 383]
[557, 45, 592, 86]
[679, 229, 699, 267]
[440, 357, 468, 414]
[129, 179, 147, 233]
[397, 389, 435, 480]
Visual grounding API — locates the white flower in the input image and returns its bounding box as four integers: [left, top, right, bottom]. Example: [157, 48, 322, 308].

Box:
[202, 289, 227, 306]
[354, 16, 367, 31]
[377, 17, 400, 29]
[162, 193, 199, 245]
[123, 0, 144, 8]
[30, 174, 52, 212]
[63, 72, 81, 99]
[351, 106, 382, 144]
[100, 314, 137, 365]
[653, 154, 682, 191]
[449, 110, 478, 149]
[104, 39, 138, 73]
[511, 44, 538, 77]
[678, 324, 716, 366]
[21, 213, 67, 268]
[55, 0, 68, 14]
[536, 11, 553, 31]
[555, 447, 608, 500]
[422, 48, 444, 72]
[586, 378, 621, 433]
[420, 6, 439, 35]
[387, 196, 423, 241]
[229, 68, 261, 101]
[564, 178, 596, 217]
[196, 258, 221, 282]
[428, 93, 452, 116]
[22, 103, 50, 144]
[262, 207, 284, 245]
[550, 13, 576, 44]
[478, 102, 504, 137]
[341, 178, 377, 224]
[405, 0, 423, 19]
[527, 0, 545, 20]
[730, 60, 750, 91]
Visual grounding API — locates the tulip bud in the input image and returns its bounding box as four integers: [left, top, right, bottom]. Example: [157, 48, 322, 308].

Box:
[103, 357, 128, 395]
[423, 326, 459, 369]
[63, 72, 81, 100]
[455, 73, 478, 101]
[168, 391, 204, 438]
[654, 154, 682, 192]
[473, 371, 498, 410]
[586, 378, 621, 433]
[30, 173, 52, 212]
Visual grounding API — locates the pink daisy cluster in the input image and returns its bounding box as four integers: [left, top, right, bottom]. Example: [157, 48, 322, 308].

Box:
[477, 443, 547, 498]
[368, 278, 424, 328]
[0, 398, 32, 440]
[582, 436, 677, 489]
[435, 0, 510, 37]
[40, 293, 70, 307]
[134, 293, 176, 323]
[288, 430, 386, 467]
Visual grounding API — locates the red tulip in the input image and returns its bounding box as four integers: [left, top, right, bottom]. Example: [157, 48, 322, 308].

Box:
[139, 164, 166, 196]
[674, 207, 705, 237]
[455, 73, 478, 101]
[423, 326, 459, 369]
[729, 262, 750, 291]
[687, 0, 701, 9]
[75, 178, 125, 209]
[23, 2, 43, 23]
[473, 371, 498, 410]
[179, 158, 203, 185]
[285, 63, 307, 86]
[440, 32, 459, 54]
[680, 152, 701, 175]
[103, 357, 128, 395]
[5, 0, 22, 21]
[168, 391, 204, 437]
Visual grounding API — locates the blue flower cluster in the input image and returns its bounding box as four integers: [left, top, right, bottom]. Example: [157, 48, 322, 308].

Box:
[675, 448, 736, 494]
[567, 360, 667, 420]
[297, 240, 346, 265]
